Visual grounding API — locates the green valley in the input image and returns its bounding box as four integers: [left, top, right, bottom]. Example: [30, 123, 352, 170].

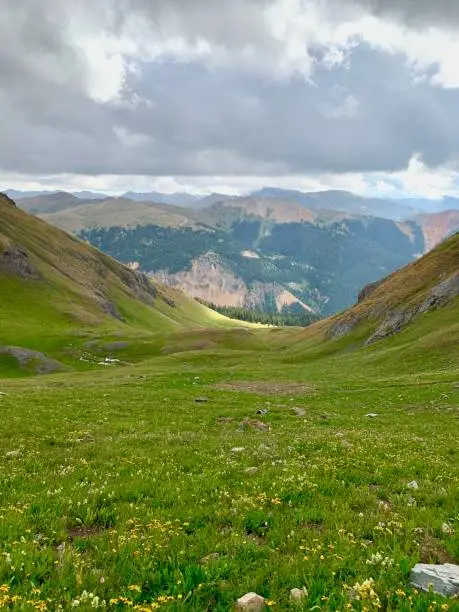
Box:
[0, 196, 458, 610]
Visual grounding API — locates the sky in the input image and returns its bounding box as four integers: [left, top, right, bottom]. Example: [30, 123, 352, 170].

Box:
[2, 0, 459, 199]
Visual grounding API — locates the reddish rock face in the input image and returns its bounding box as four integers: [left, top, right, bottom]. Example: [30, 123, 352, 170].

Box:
[417, 210, 459, 251]
[357, 279, 383, 303]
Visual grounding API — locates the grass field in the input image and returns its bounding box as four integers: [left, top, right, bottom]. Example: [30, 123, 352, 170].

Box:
[1, 199, 458, 609]
[1, 336, 458, 611]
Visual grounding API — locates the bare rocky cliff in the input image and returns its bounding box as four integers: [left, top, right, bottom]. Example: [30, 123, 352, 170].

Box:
[151, 252, 315, 313]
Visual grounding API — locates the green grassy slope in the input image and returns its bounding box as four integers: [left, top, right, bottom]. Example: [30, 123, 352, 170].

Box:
[0, 194, 242, 374]
[282, 231, 459, 371]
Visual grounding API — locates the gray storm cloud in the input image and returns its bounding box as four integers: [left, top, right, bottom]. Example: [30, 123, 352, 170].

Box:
[347, 0, 459, 27]
[1, 0, 459, 178]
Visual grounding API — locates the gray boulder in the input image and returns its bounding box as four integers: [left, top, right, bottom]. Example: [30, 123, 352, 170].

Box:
[236, 592, 265, 611]
[0, 346, 64, 374]
[410, 563, 459, 596]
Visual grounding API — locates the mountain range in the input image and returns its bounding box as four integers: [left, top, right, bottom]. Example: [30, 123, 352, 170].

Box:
[2, 190, 459, 368]
[8, 187, 459, 217]
[8, 189, 459, 317]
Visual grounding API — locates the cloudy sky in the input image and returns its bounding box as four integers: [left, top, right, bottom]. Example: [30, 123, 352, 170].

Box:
[2, 0, 459, 198]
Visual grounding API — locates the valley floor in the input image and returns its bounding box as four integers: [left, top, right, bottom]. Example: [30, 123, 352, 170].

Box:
[1, 344, 458, 611]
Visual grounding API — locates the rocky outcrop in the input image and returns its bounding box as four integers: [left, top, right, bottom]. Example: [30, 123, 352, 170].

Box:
[0, 346, 65, 374]
[357, 279, 383, 303]
[0, 241, 40, 279]
[151, 252, 315, 313]
[0, 193, 17, 207]
[118, 265, 159, 304]
[327, 315, 361, 340]
[366, 270, 459, 344]
[419, 270, 459, 313]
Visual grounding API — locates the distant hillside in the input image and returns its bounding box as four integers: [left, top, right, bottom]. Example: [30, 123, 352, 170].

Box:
[315, 230, 459, 347]
[80, 199, 427, 316]
[414, 209, 459, 251]
[14, 191, 459, 317]
[39, 197, 199, 232]
[250, 188, 417, 220]
[16, 191, 94, 214]
[0, 194, 233, 374]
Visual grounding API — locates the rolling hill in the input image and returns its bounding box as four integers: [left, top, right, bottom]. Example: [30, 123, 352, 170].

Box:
[250, 187, 418, 219]
[0, 193, 238, 375]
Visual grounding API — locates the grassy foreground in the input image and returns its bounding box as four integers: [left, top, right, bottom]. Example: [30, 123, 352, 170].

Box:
[1, 342, 458, 611]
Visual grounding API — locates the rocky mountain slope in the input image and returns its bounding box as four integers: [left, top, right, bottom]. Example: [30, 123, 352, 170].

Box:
[80, 200, 430, 316]
[0, 194, 233, 374]
[313, 230, 459, 348]
[13, 191, 459, 317]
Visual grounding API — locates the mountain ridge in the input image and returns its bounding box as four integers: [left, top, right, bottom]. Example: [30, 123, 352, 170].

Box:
[9, 186, 459, 218]
[0, 194, 237, 374]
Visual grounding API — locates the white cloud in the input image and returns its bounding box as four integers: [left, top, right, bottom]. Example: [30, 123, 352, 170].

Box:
[390, 155, 458, 198]
[3, 155, 458, 200]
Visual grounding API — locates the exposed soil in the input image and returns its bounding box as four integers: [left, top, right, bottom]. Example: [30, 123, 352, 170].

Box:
[212, 381, 314, 395]
[419, 533, 457, 564]
[68, 525, 109, 540]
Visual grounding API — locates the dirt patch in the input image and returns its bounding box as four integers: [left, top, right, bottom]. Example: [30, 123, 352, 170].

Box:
[68, 525, 109, 540]
[300, 521, 325, 533]
[212, 381, 314, 396]
[240, 418, 271, 432]
[419, 534, 456, 564]
[216, 417, 235, 425]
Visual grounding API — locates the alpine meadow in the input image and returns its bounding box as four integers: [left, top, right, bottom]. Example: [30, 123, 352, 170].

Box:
[2, 0, 459, 610]
[1, 193, 458, 611]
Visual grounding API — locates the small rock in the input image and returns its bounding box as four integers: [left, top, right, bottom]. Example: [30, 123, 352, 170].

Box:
[0, 392, 7, 396]
[408, 480, 419, 490]
[217, 417, 235, 425]
[290, 587, 307, 603]
[200, 552, 220, 564]
[76, 434, 95, 443]
[407, 496, 417, 507]
[241, 419, 271, 432]
[236, 592, 265, 611]
[335, 432, 345, 437]
[377, 500, 391, 511]
[231, 447, 245, 454]
[365, 413, 378, 418]
[5, 449, 22, 459]
[341, 440, 354, 449]
[442, 522, 453, 535]
[410, 563, 459, 596]
[195, 397, 209, 403]
[292, 407, 305, 417]
[256, 409, 269, 415]
[245, 467, 258, 475]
